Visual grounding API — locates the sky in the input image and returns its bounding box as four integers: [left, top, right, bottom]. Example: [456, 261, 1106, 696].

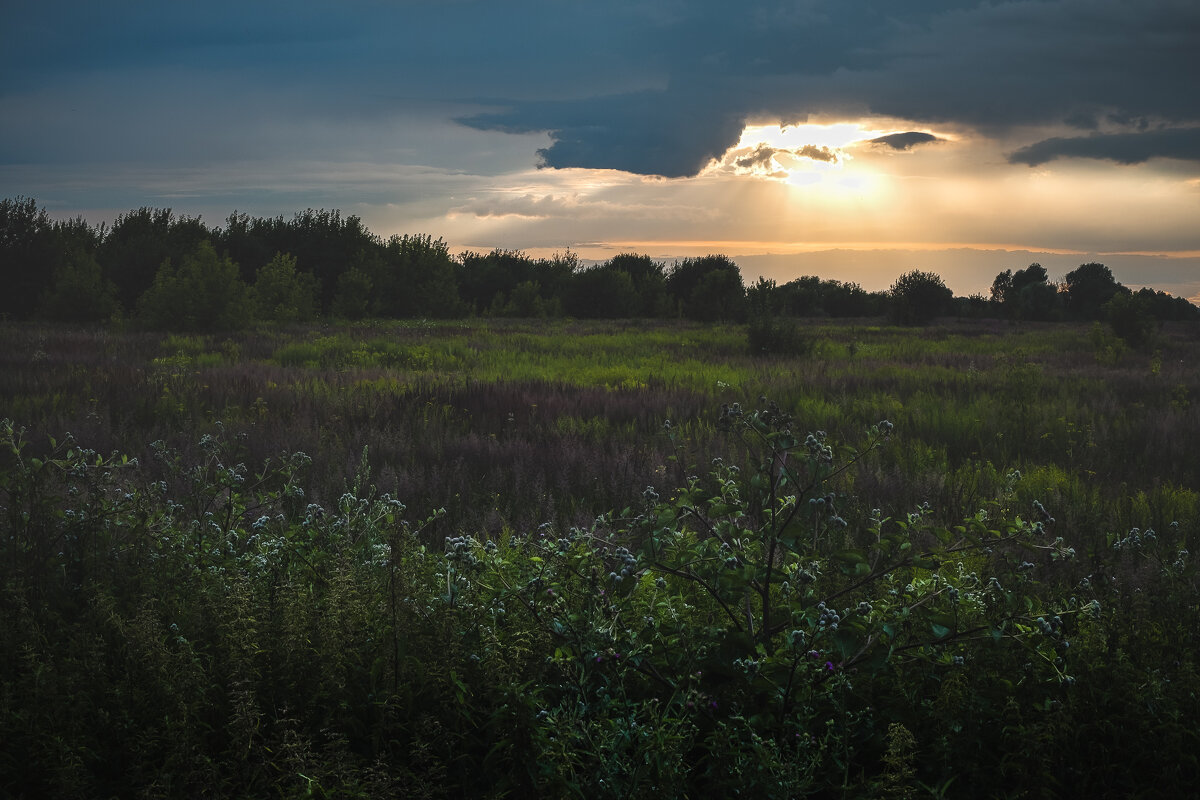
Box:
[3, 0, 1199, 299]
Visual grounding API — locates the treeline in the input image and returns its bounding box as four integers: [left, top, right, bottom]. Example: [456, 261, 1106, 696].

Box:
[2, 196, 1195, 332]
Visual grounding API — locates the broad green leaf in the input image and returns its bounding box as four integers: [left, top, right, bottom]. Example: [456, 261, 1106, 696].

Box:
[832, 549, 866, 565]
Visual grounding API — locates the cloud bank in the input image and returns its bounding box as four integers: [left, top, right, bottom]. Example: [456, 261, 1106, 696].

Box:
[455, 0, 1200, 176]
[1009, 127, 1200, 167]
[8, 1, 1195, 180]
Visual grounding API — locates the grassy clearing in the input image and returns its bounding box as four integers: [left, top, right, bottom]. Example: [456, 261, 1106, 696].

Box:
[3, 318, 1197, 534]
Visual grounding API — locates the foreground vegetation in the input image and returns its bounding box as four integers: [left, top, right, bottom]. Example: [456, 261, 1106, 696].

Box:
[3, 318, 1199, 797]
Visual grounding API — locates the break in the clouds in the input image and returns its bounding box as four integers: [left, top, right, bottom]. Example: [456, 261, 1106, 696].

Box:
[732, 144, 838, 175]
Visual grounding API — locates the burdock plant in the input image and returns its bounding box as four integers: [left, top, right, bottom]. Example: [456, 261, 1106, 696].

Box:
[470, 399, 1083, 796]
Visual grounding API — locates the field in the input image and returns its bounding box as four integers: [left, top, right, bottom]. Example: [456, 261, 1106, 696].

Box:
[3, 318, 1200, 797]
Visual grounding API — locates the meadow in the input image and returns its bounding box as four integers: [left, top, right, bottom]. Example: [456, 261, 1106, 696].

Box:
[2, 317, 1199, 797]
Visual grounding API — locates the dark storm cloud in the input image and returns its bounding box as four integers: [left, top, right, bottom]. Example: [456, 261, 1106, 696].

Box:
[4, 1, 1199, 178]
[867, 132, 943, 151]
[1009, 128, 1200, 166]
[459, 0, 1200, 176]
[463, 90, 748, 178]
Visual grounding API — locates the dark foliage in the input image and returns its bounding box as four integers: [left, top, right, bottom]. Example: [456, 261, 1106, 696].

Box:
[888, 269, 954, 325]
[4, 197, 1197, 333]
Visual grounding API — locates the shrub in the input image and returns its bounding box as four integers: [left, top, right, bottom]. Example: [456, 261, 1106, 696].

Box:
[747, 315, 813, 356]
[465, 401, 1082, 795]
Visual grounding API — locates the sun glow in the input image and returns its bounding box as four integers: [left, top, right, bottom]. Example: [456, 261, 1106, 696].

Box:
[739, 121, 890, 151]
[708, 120, 907, 197]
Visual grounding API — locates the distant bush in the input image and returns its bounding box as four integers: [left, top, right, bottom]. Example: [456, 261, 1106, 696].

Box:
[746, 276, 814, 356]
[747, 314, 813, 356]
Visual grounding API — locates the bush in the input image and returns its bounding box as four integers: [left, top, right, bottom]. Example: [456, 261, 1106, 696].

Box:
[2, 399, 1197, 797]
[747, 315, 813, 356]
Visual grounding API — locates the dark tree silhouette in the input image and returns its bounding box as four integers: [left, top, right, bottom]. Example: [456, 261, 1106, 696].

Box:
[1063, 262, 1123, 320]
[136, 241, 250, 331]
[888, 269, 953, 325]
[991, 263, 1059, 320]
[0, 197, 58, 319]
[282, 209, 382, 314]
[666, 255, 745, 322]
[377, 234, 463, 318]
[572, 265, 641, 318]
[99, 207, 211, 312]
[41, 246, 119, 323]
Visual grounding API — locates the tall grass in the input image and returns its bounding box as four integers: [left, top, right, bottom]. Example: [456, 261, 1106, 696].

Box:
[2, 318, 1198, 536]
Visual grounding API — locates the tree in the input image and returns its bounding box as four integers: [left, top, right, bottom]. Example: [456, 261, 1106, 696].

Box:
[776, 275, 823, 316]
[605, 253, 670, 316]
[1063, 262, 1123, 320]
[1105, 291, 1158, 349]
[990, 269, 1013, 306]
[218, 211, 279, 283]
[565, 265, 641, 318]
[376, 234, 464, 318]
[136, 241, 250, 331]
[331, 267, 375, 320]
[991, 263, 1058, 320]
[99, 207, 211, 311]
[41, 246, 119, 323]
[529, 251, 579, 310]
[666, 255, 745, 322]
[456, 249, 536, 314]
[500, 280, 553, 317]
[0, 197, 57, 319]
[888, 269, 953, 325]
[280, 209, 383, 314]
[822, 279, 885, 317]
[250, 252, 318, 323]
[1132, 287, 1199, 322]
